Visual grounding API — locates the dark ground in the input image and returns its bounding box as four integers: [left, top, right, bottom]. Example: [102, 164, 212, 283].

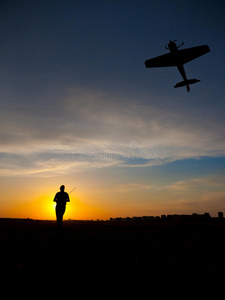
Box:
[1, 218, 225, 296]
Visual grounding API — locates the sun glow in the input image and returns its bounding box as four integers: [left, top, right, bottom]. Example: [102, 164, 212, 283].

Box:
[34, 194, 56, 220]
[52, 202, 56, 211]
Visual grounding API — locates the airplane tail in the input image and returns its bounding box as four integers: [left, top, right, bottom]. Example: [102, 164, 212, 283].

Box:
[174, 79, 200, 91]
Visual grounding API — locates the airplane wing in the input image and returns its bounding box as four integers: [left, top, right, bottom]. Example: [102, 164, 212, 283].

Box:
[145, 53, 177, 68]
[145, 45, 210, 68]
[177, 45, 210, 65]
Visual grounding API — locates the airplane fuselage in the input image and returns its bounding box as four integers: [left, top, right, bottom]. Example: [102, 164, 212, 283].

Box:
[168, 41, 190, 92]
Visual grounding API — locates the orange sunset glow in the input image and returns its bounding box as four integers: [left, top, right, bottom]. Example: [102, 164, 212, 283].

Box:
[1, 1, 225, 220]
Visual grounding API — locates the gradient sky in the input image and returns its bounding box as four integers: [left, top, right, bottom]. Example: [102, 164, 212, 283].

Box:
[1, 0, 225, 219]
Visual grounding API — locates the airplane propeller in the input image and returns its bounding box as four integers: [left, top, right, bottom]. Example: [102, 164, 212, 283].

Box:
[166, 39, 178, 49]
[166, 40, 184, 49]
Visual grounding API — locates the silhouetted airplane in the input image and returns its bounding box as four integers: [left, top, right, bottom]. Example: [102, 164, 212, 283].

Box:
[145, 40, 210, 92]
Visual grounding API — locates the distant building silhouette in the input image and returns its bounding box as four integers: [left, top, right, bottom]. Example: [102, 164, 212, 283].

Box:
[110, 212, 224, 223]
[218, 212, 223, 220]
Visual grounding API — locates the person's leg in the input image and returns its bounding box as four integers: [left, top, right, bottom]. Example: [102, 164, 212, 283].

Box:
[56, 205, 62, 229]
[60, 206, 66, 227]
[57, 215, 62, 229]
[56, 205, 65, 229]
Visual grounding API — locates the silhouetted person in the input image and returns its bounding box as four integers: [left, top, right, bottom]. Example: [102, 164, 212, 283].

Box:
[53, 185, 70, 229]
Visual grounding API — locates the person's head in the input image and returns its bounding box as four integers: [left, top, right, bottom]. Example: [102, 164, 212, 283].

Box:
[60, 185, 65, 192]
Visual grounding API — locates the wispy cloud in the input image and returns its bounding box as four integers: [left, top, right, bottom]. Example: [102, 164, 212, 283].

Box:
[161, 174, 225, 192]
[1, 86, 225, 176]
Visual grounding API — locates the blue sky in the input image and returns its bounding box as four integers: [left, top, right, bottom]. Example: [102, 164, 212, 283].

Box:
[0, 0, 225, 219]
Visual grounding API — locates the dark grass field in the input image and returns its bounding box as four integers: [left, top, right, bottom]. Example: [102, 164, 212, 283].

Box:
[1, 218, 225, 296]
